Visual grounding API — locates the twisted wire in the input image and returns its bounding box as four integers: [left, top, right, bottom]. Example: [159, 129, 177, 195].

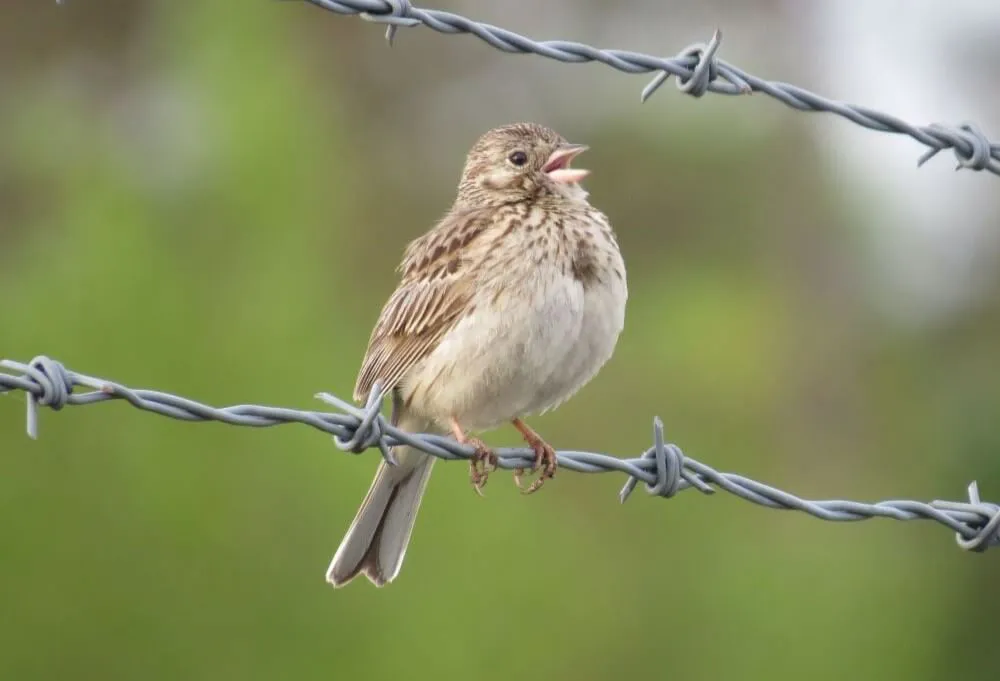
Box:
[300, 0, 1000, 175]
[3, 356, 998, 553]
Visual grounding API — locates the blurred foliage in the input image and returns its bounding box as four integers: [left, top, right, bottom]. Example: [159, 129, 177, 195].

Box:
[1, 1, 999, 680]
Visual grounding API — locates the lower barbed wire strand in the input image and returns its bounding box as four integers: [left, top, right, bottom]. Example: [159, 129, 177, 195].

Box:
[3, 356, 998, 552]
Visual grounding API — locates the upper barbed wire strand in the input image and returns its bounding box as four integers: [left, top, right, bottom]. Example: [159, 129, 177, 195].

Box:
[2, 356, 998, 553]
[300, 0, 1000, 175]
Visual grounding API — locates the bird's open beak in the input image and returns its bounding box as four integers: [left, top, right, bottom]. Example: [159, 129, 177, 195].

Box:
[543, 144, 590, 184]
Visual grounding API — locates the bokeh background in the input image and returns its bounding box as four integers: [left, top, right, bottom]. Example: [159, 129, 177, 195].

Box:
[2, 1, 1000, 679]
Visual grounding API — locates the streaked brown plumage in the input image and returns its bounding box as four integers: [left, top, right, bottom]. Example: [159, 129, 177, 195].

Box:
[328, 122, 627, 587]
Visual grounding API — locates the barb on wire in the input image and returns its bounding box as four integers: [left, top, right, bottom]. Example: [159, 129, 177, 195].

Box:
[2, 356, 999, 553]
[301, 0, 1000, 175]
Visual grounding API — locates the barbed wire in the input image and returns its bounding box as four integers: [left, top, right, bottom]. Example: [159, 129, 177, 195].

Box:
[300, 0, 1000, 175]
[3, 356, 999, 553]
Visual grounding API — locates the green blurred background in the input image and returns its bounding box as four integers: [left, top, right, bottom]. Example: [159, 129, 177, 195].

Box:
[2, 1, 999, 680]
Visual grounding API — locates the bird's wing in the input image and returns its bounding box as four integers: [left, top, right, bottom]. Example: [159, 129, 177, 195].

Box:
[353, 208, 494, 402]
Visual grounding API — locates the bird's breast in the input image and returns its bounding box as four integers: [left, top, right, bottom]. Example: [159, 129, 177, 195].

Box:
[400, 204, 627, 430]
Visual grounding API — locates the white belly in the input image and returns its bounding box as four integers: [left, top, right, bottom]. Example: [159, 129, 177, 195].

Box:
[402, 234, 627, 432]
[523, 265, 627, 417]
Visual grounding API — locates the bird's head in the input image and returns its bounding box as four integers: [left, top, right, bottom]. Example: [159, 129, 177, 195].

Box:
[456, 123, 590, 206]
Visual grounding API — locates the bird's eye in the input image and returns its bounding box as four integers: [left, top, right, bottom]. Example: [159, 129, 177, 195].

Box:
[508, 151, 528, 167]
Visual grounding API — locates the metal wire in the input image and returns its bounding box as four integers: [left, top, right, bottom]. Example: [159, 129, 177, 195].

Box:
[300, 0, 1000, 175]
[3, 356, 998, 553]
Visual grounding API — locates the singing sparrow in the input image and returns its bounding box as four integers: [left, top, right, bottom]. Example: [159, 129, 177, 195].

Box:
[327, 122, 627, 587]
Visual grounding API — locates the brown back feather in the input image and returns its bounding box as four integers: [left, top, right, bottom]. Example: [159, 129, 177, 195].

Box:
[353, 208, 494, 402]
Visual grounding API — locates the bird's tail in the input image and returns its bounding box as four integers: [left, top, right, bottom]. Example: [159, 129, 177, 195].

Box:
[326, 410, 436, 587]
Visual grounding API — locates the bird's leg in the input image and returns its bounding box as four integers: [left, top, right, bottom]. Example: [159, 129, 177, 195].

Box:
[511, 418, 558, 494]
[450, 418, 497, 496]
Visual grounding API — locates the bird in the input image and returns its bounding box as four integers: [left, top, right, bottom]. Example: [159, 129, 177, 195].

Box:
[326, 122, 627, 588]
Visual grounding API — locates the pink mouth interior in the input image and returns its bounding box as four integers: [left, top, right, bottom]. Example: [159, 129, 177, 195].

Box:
[543, 156, 570, 173]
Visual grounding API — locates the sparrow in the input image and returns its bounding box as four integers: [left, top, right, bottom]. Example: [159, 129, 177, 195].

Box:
[327, 122, 627, 587]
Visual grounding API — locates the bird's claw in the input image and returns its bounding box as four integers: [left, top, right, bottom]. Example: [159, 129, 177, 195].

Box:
[514, 438, 558, 494]
[467, 438, 498, 496]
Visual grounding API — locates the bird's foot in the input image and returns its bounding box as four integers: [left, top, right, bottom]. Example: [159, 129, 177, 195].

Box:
[467, 438, 498, 496]
[450, 418, 498, 496]
[513, 425, 558, 495]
